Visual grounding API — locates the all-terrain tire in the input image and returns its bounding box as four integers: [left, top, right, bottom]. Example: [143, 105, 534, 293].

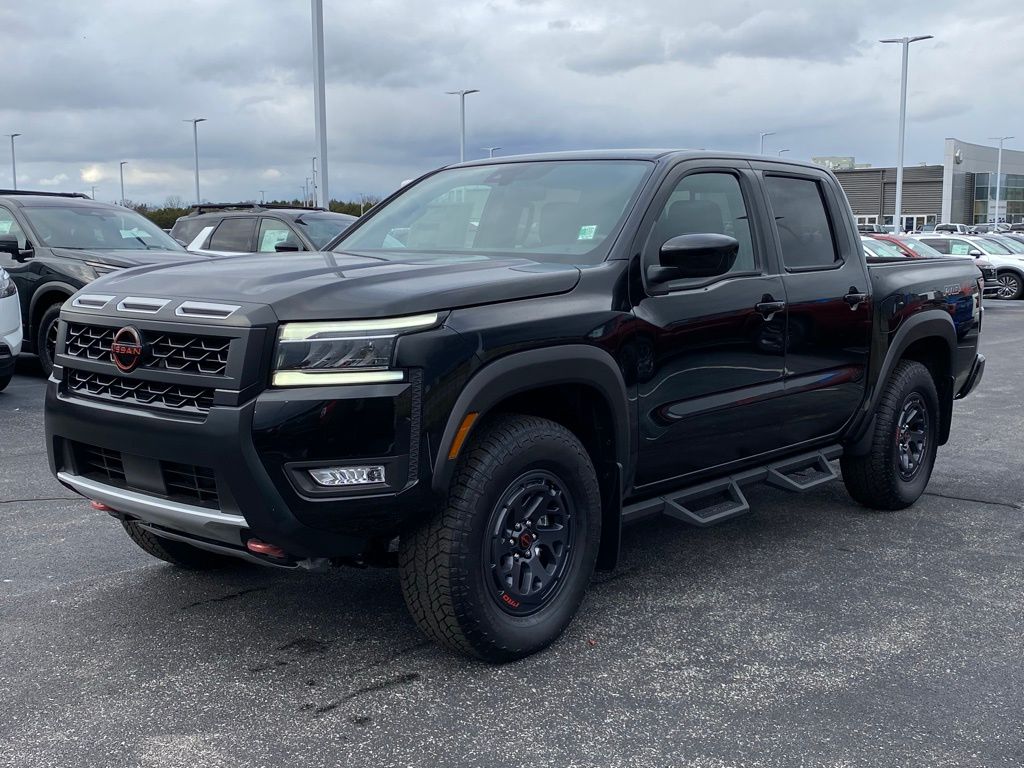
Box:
[399, 414, 601, 662]
[841, 360, 939, 510]
[122, 520, 237, 569]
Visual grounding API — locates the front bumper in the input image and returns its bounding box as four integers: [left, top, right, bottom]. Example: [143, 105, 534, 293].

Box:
[956, 353, 985, 399]
[45, 371, 436, 560]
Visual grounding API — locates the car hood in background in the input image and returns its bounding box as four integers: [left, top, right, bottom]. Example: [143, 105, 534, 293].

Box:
[51, 248, 206, 267]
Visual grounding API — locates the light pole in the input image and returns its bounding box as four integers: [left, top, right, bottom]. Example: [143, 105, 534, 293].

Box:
[5, 133, 21, 190]
[483, 146, 502, 158]
[445, 89, 479, 162]
[988, 136, 1014, 226]
[311, 0, 329, 207]
[759, 131, 775, 155]
[184, 118, 206, 204]
[777, 149, 790, 157]
[119, 161, 127, 206]
[311, 157, 318, 208]
[259, 190, 266, 204]
[880, 35, 933, 233]
[90, 186, 98, 200]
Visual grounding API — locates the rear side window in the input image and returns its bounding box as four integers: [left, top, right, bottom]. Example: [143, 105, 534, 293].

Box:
[208, 218, 256, 252]
[920, 238, 951, 254]
[170, 218, 208, 247]
[764, 176, 840, 269]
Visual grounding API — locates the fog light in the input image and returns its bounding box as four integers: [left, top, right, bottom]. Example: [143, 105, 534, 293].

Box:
[308, 465, 386, 487]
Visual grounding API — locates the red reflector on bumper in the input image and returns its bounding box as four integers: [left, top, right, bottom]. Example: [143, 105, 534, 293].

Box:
[246, 539, 287, 558]
[90, 500, 113, 512]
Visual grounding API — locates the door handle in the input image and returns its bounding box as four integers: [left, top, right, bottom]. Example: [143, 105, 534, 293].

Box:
[844, 289, 868, 309]
[755, 299, 786, 320]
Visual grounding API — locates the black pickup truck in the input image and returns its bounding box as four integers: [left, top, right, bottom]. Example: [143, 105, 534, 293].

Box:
[45, 151, 985, 661]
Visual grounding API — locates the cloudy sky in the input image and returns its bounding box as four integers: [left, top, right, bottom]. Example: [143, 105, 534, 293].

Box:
[2, 0, 1018, 205]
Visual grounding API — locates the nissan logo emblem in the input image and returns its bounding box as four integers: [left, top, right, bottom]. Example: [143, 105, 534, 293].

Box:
[110, 326, 144, 372]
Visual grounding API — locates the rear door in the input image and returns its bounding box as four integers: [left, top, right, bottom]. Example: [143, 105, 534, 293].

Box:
[632, 160, 789, 489]
[756, 165, 873, 443]
[204, 217, 257, 254]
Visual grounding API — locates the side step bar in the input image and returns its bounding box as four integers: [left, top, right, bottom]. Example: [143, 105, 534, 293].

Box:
[623, 445, 842, 528]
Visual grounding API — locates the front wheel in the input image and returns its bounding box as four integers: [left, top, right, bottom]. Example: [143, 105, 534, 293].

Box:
[399, 414, 601, 662]
[841, 360, 939, 510]
[995, 271, 1023, 300]
[35, 303, 63, 377]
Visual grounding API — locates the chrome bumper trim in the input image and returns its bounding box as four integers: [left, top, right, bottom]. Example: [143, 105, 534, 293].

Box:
[56, 471, 247, 545]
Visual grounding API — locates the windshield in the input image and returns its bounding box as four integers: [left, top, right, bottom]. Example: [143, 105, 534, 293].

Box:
[987, 235, 1024, 254]
[23, 205, 184, 251]
[972, 238, 1010, 255]
[335, 160, 652, 265]
[862, 238, 906, 258]
[899, 238, 943, 257]
[296, 213, 356, 249]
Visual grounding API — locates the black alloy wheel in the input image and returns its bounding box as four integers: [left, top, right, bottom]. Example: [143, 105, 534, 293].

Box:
[894, 393, 929, 481]
[485, 470, 576, 616]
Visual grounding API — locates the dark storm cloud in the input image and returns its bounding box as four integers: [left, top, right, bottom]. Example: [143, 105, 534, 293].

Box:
[0, 0, 1016, 204]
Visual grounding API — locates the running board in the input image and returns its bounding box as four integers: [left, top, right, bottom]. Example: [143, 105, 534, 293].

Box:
[623, 445, 842, 528]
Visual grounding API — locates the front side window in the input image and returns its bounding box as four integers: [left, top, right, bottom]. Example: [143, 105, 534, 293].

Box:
[208, 218, 256, 252]
[0, 207, 27, 249]
[764, 176, 840, 269]
[21, 205, 184, 251]
[862, 238, 907, 259]
[899, 239, 944, 258]
[296, 214, 354, 249]
[335, 160, 652, 265]
[257, 219, 300, 252]
[646, 171, 757, 275]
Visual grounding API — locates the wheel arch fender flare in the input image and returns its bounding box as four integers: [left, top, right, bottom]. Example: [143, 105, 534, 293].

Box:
[29, 281, 77, 323]
[431, 344, 631, 495]
[848, 310, 958, 454]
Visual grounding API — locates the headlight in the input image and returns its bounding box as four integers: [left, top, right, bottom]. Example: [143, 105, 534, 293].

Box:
[0, 269, 14, 298]
[271, 312, 440, 387]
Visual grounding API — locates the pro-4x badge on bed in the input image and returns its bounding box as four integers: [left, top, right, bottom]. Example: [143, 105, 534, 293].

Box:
[110, 326, 144, 372]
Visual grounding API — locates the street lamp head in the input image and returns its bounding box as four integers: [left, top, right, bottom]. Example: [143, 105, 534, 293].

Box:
[7, 133, 21, 139]
[880, 35, 933, 44]
[445, 89, 480, 96]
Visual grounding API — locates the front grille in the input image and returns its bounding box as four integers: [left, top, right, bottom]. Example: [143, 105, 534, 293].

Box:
[65, 323, 230, 376]
[79, 444, 126, 485]
[67, 368, 215, 413]
[161, 461, 219, 507]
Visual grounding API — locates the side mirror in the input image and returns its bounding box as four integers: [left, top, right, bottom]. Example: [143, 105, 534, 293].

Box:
[968, 249, 983, 258]
[648, 233, 739, 284]
[275, 242, 301, 253]
[0, 234, 20, 258]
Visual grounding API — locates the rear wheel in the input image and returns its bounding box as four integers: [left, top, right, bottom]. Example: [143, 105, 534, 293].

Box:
[399, 414, 601, 662]
[0, 373, 10, 392]
[122, 520, 237, 569]
[35, 303, 63, 377]
[841, 360, 939, 510]
[995, 271, 1023, 300]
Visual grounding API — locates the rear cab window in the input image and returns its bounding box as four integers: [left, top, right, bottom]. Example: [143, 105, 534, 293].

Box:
[208, 218, 257, 252]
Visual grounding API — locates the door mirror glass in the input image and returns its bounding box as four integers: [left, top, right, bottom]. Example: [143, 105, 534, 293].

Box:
[650, 233, 738, 282]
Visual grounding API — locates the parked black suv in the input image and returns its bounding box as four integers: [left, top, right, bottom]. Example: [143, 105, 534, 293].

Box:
[0, 191, 203, 375]
[170, 204, 356, 255]
[46, 152, 985, 661]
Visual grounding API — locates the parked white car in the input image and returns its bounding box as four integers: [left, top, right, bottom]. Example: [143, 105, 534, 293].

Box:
[0, 267, 23, 391]
[912, 234, 1024, 300]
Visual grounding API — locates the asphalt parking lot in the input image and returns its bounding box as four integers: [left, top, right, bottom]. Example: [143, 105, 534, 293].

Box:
[1, 303, 1022, 768]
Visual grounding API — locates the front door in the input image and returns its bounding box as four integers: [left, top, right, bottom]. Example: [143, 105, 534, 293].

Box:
[632, 162, 789, 490]
[756, 166, 873, 443]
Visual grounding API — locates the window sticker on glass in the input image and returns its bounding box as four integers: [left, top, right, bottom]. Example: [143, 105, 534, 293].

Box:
[0, 222, 10, 234]
[950, 243, 970, 255]
[261, 229, 290, 251]
[578, 225, 597, 240]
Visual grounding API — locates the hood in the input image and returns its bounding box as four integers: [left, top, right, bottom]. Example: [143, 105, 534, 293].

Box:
[87, 251, 581, 320]
[51, 247, 206, 267]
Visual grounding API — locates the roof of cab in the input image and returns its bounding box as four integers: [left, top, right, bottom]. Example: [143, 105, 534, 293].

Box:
[451, 148, 830, 172]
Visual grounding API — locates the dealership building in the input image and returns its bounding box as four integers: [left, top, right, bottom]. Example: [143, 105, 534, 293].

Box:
[818, 138, 1024, 229]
